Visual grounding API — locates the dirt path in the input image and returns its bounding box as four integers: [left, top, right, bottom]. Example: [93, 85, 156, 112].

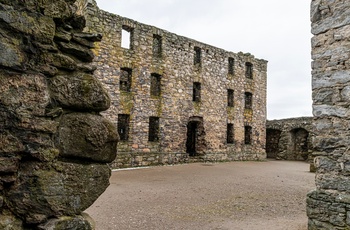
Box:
[86, 160, 315, 230]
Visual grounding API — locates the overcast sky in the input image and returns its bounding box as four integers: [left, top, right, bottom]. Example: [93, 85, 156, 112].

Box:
[94, 0, 312, 120]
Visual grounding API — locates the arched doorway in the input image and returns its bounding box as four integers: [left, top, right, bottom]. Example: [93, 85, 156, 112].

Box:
[266, 128, 282, 159]
[186, 116, 205, 156]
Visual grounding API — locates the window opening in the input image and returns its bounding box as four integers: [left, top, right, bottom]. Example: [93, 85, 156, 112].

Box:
[245, 92, 252, 109]
[228, 57, 234, 75]
[245, 62, 253, 79]
[227, 123, 234, 144]
[244, 126, 252, 145]
[194, 46, 201, 66]
[153, 34, 162, 58]
[120, 68, 132, 92]
[150, 73, 161, 97]
[118, 114, 130, 141]
[121, 25, 133, 49]
[227, 89, 234, 107]
[193, 82, 201, 102]
[148, 117, 160, 142]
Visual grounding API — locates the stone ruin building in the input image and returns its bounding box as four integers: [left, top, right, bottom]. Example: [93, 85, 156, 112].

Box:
[84, 1, 268, 168]
[7, 0, 350, 228]
[266, 117, 313, 161]
[0, 0, 118, 229]
[307, 0, 350, 229]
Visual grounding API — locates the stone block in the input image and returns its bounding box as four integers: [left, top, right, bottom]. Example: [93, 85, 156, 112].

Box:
[0, 35, 24, 70]
[314, 156, 338, 173]
[311, 1, 350, 35]
[49, 73, 110, 112]
[41, 1, 72, 19]
[43, 53, 77, 71]
[308, 218, 340, 230]
[30, 148, 60, 163]
[0, 157, 19, 173]
[313, 88, 333, 104]
[0, 133, 25, 154]
[0, 4, 55, 43]
[0, 210, 23, 230]
[346, 211, 350, 226]
[313, 104, 348, 118]
[329, 212, 346, 227]
[57, 41, 94, 62]
[57, 113, 118, 163]
[316, 173, 350, 191]
[336, 193, 350, 204]
[0, 73, 49, 117]
[6, 161, 111, 224]
[313, 71, 350, 89]
[313, 136, 346, 153]
[37, 215, 94, 230]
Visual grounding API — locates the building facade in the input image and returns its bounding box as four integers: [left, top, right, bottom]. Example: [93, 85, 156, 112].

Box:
[85, 2, 268, 168]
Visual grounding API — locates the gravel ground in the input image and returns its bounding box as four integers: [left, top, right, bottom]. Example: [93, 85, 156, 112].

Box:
[86, 160, 315, 230]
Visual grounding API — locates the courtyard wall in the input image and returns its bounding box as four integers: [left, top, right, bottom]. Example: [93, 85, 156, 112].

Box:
[266, 117, 313, 161]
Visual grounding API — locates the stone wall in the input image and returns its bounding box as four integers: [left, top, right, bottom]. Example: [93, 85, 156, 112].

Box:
[307, 1, 350, 229]
[85, 2, 268, 168]
[0, 0, 118, 229]
[266, 117, 313, 161]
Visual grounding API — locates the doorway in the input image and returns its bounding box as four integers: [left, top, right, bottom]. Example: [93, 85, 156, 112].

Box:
[291, 128, 309, 160]
[266, 128, 282, 159]
[186, 117, 205, 156]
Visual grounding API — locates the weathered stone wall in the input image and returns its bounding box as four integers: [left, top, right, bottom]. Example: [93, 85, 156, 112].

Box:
[0, 0, 118, 229]
[307, 1, 350, 229]
[85, 2, 268, 168]
[266, 117, 313, 161]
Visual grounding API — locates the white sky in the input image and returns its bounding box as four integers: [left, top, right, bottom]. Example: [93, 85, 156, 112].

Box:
[94, 0, 313, 120]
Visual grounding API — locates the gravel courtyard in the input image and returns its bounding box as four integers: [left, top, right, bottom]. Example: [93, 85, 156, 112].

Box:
[86, 160, 315, 230]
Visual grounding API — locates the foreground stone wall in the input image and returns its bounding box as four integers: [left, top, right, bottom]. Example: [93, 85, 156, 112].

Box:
[85, 2, 268, 168]
[266, 117, 313, 161]
[0, 0, 118, 229]
[307, 1, 350, 229]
